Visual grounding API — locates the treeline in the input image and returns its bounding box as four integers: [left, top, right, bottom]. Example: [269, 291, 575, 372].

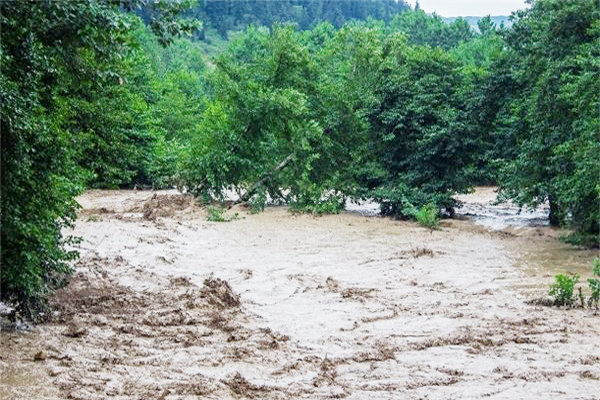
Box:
[186, 0, 410, 36]
[442, 16, 512, 31]
[1, 0, 599, 316]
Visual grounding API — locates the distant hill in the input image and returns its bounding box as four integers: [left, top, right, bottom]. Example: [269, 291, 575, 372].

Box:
[188, 0, 411, 38]
[441, 16, 513, 31]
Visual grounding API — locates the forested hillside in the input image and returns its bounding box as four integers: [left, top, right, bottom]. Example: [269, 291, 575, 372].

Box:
[1, 0, 599, 317]
[442, 16, 513, 31]
[188, 0, 410, 36]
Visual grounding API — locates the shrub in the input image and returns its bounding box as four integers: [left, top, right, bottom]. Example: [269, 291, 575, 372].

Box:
[248, 192, 267, 214]
[588, 259, 600, 309]
[206, 205, 228, 222]
[414, 203, 441, 231]
[549, 273, 579, 306]
[206, 205, 240, 222]
[560, 232, 600, 249]
[289, 194, 345, 215]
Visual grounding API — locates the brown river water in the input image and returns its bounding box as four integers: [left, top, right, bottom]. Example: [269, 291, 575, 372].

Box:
[1, 187, 598, 399]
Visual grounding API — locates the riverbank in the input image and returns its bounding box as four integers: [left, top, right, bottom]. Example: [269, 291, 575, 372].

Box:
[1, 188, 598, 399]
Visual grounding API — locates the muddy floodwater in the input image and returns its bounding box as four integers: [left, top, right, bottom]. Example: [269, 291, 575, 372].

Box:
[1, 188, 599, 399]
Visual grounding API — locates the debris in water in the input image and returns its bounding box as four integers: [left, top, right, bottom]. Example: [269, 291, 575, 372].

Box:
[202, 277, 241, 308]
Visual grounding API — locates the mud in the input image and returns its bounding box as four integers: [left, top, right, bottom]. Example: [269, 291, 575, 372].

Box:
[1, 188, 599, 399]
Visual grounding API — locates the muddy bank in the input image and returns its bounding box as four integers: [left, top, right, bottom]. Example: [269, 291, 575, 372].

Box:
[1, 188, 599, 399]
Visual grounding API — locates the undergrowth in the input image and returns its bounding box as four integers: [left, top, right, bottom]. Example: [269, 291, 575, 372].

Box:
[206, 205, 240, 222]
[560, 232, 599, 249]
[549, 273, 579, 306]
[414, 203, 440, 231]
[547, 258, 600, 309]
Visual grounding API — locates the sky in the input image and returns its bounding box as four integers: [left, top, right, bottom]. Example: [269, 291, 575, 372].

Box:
[407, 0, 529, 17]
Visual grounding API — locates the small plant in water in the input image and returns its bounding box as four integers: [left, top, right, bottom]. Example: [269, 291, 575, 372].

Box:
[549, 273, 579, 306]
[248, 192, 267, 214]
[206, 205, 240, 222]
[415, 203, 440, 231]
[587, 259, 600, 309]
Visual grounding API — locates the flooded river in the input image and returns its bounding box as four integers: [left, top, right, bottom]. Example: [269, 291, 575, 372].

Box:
[1, 187, 598, 399]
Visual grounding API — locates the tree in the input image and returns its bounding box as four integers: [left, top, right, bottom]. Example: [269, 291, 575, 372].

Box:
[180, 25, 323, 205]
[498, 0, 599, 243]
[180, 23, 376, 212]
[189, 0, 410, 36]
[390, 10, 473, 49]
[363, 35, 477, 215]
[0, 0, 196, 317]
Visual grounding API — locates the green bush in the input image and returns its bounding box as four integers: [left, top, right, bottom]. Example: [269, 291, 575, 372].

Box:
[414, 204, 441, 231]
[549, 273, 580, 306]
[588, 259, 600, 309]
[206, 205, 228, 222]
[248, 192, 267, 214]
[364, 39, 477, 218]
[560, 232, 600, 249]
[289, 197, 345, 215]
[288, 184, 345, 216]
[206, 205, 240, 222]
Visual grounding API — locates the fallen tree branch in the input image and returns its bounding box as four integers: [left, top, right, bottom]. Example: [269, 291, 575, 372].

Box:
[240, 153, 295, 202]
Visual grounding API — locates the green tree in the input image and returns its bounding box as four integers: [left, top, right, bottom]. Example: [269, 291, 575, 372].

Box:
[181, 25, 322, 204]
[498, 0, 599, 242]
[390, 10, 473, 50]
[363, 36, 477, 215]
[180, 23, 373, 211]
[0, 0, 195, 316]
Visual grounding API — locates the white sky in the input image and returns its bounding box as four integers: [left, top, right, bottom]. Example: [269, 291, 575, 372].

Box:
[408, 0, 529, 17]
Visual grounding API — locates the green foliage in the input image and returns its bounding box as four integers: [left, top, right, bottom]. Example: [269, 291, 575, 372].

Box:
[180, 24, 353, 207]
[390, 10, 473, 49]
[497, 0, 600, 238]
[451, 26, 504, 68]
[547, 260, 600, 309]
[560, 232, 600, 249]
[414, 204, 441, 231]
[1, 0, 125, 316]
[206, 205, 228, 222]
[549, 274, 580, 307]
[180, 20, 484, 220]
[0, 0, 195, 317]
[588, 259, 600, 308]
[186, 0, 410, 36]
[77, 20, 207, 189]
[364, 39, 477, 215]
[289, 191, 345, 215]
[206, 205, 240, 222]
[248, 192, 267, 214]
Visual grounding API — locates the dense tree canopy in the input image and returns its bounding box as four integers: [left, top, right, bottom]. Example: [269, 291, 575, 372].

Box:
[184, 0, 410, 36]
[498, 0, 599, 242]
[389, 9, 473, 49]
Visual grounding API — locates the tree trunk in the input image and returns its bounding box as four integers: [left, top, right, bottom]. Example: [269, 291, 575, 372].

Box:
[548, 196, 560, 226]
[239, 153, 295, 202]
